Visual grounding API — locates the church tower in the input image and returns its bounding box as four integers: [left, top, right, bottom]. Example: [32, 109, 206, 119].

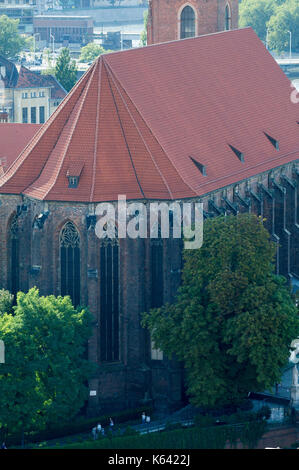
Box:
[147, 0, 239, 46]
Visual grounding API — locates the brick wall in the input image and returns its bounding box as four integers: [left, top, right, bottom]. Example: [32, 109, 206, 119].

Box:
[147, 0, 239, 45]
[0, 161, 298, 415]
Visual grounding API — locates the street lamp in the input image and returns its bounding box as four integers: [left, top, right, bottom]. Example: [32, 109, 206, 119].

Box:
[49, 29, 55, 66]
[266, 28, 269, 50]
[33, 33, 40, 66]
[288, 31, 292, 59]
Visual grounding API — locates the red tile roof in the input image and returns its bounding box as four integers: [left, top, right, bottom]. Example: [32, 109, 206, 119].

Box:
[16, 66, 67, 99]
[0, 123, 41, 170]
[0, 28, 298, 202]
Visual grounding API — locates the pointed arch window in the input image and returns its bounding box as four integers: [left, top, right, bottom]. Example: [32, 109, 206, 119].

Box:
[150, 227, 164, 360]
[225, 4, 232, 31]
[100, 229, 119, 363]
[60, 222, 81, 307]
[10, 214, 19, 297]
[180, 5, 196, 39]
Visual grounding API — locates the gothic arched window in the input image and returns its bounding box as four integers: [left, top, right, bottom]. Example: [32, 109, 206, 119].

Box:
[150, 227, 164, 308]
[60, 222, 80, 307]
[100, 233, 119, 362]
[225, 4, 232, 31]
[10, 214, 19, 296]
[180, 5, 196, 39]
[150, 228, 164, 360]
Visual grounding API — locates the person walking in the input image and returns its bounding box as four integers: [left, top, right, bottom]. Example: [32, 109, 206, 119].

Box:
[91, 426, 97, 440]
[141, 412, 146, 423]
[109, 418, 114, 433]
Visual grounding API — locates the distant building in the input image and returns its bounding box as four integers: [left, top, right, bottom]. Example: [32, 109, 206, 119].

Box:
[147, 0, 239, 45]
[0, 3, 35, 35]
[33, 15, 94, 46]
[0, 56, 67, 123]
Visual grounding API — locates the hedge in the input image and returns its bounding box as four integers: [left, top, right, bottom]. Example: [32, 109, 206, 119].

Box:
[4, 406, 153, 447]
[47, 420, 267, 450]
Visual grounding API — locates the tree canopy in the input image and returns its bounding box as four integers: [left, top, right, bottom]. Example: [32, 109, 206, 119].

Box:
[54, 47, 78, 92]
[79, 43, 107, 63]
[239, 0, 298, 52]
[142, 214, 299, 408]
[267, 0, 299, 52]
[0, 15, 25, 59]
[0, 288, 94, 437]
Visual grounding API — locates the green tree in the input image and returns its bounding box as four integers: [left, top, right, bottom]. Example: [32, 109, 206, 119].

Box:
[79, 42, 106, 63]
[54, 48, 78, 92]
[0, 15, 25, 59]
[0, 288, 94, 438]
[142, 214, 299, 408]
[140, 10, 148, 46]
[239, 0, 279, 41]
[267, 0, 299, 53]
[0, 289, 13, 315]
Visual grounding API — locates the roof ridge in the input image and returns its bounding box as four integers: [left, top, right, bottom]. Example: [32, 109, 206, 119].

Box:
[89, 59, 102, 202]
[104, 59, 175, 200]
[103, 58, 146, 199]
[0, 65, 94, 192]
[104, 59, 199, 197]
[27, 62, 98, 199]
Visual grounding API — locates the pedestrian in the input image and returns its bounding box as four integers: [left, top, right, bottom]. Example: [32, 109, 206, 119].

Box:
[101, 427, 105, 436]
[146, 415, 151, 425]
[109, 417, 114, 433]
[91, 426, 97, 440]
[1, 442, 7, 449]
[97, 423, 102, 434]
[141, 411, 146, 423]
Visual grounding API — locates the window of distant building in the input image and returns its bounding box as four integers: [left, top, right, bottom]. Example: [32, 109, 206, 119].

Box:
[39, 106, 45, 124]
[225, 3, 232, 31]
[22, 107, 28, 123]
[180, 5, 196, 39]
[60, 221, 81, 307]
[30, 91, 36, 98]
[22, 92, 28, 99]
[39, 91, 45, 97]
[31, 107, 36, 123]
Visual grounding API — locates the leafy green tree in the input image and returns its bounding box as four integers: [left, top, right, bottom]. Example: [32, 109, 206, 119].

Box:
[267, 0, 299, 53]
[239, 0, 279, 40]
[0, 289, 13, 315]
[142, 214, 299, 408]
[79, 43, 106, 63]
[54, 47, 78, 92]
[0, 15, 25, 59]
[0, 288, 94, 437]
[140, 10, 148, 46]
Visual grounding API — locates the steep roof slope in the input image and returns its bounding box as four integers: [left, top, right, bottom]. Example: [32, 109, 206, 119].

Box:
[0, 123, 41, 171]
[0, 28, 298, 202]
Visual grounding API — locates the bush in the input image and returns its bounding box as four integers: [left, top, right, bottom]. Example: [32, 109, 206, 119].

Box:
[48, 420, 267, 449]
[256, 405, 271, 421]
[6, 406, 153, 446]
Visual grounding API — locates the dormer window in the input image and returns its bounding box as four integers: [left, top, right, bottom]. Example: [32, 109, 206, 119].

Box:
[66, 162, 84, 188]
[264, 132, 279, 150]
[68, 176, 79, 188]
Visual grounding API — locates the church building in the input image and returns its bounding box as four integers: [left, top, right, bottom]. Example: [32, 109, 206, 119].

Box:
[0, 25, 298, 413]
[147, 0, 239, 45]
